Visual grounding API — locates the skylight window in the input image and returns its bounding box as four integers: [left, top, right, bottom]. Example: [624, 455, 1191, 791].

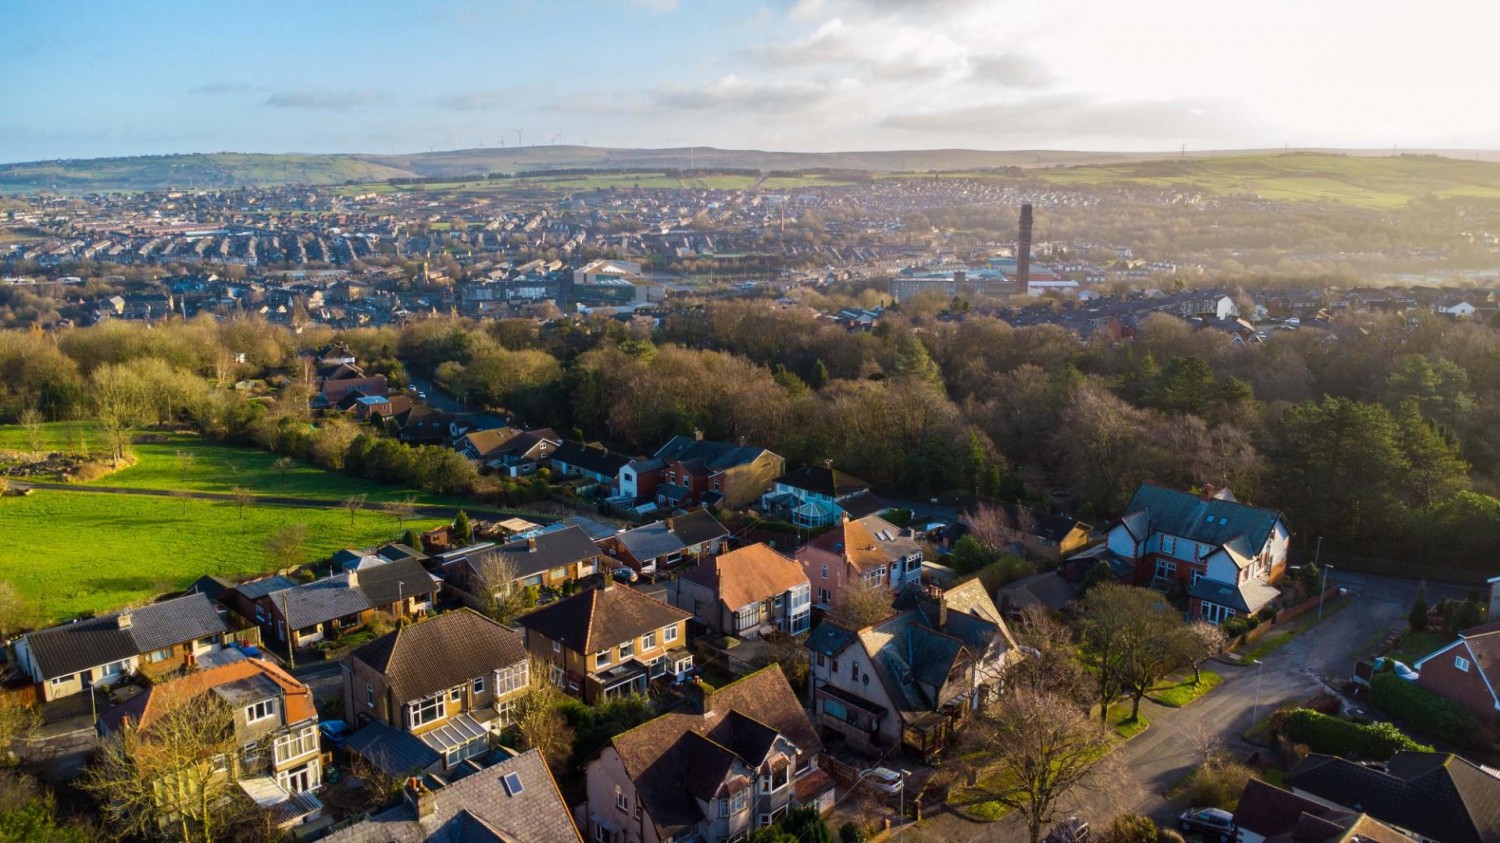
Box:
[503, 772, 524, 796]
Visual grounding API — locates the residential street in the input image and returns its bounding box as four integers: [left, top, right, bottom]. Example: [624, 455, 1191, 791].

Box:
[901, 572, 1463, 842]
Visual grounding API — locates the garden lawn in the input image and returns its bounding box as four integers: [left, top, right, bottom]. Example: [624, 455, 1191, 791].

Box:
[1148, 670, 1223, 707]
[1391, 629, 1450, 666]
[0, 490, 445, 624]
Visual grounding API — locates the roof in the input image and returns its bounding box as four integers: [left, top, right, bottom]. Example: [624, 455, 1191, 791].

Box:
[188, 575, 233, 603]
[806, 518, 893, 573]
[806, 620, 858, 657]
[773, 465, 870, 498]
[1189, 576, 1280, 614]
[615, 521, 688, 563]
[654, 436, 777, 472]
[459, 427, 522, 458]
[348, 609, 526, 704]
[839, 491, 890, 520]
[22, 593, 228, 681]
[345, 719, 442, 778]
[681, 543, 808, 614]
[551, 515, 617, 542]
[268, 559, 436, 630]
[485, 526, 601, 579]
[550, 439, 631, 477]
[607, 669, 819, 839]
[235, 575, 298, 601]
[325, 749, 581, 843]
[666, 508, 729, 547]
[1233, 778, 1352, 838]
[1285, 751, 1500, 843]
[996, 571, 1078, 613]
[520, 584, 690, 655]
[859, 612, 971, 725]
[102, 656, 315, 734]
[938, 578, 1005, 625]
[1119, 484, 1286, 556]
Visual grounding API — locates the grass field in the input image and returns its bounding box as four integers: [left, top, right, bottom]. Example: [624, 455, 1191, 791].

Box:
[1032, 152, 1500, 209]
[1148, 670, 1223, 707]
[0, 490, 442, 624]
[0, 422, 455, 504]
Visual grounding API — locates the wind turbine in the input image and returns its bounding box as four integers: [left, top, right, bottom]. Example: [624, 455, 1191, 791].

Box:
[515, 128, 525, 147]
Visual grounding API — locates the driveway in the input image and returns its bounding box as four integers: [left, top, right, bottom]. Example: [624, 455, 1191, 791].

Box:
[901, 572, 1447, 841]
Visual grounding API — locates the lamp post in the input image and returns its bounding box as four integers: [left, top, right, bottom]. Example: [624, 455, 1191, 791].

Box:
[1318, 563, 1334, 619]
[1252, 658, 1264, 725]
[898, 769, 911, 834]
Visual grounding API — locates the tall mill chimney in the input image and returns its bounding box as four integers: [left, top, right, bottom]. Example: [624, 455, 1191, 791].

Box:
[1017, 203, 1033, 288]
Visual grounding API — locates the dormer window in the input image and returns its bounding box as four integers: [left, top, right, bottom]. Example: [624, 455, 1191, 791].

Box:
[245, 700, 275, 723]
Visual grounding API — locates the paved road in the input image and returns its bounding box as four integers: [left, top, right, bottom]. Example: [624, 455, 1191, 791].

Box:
[901, 571, 1454, 841]
[406, 375, 512, 431]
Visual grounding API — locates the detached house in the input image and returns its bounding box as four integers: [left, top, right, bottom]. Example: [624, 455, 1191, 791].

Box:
[653, 434, 785, 510]
[551, 440, 633, 493]
[100, 652, 324, 823]
[759, 464, 873, 528]
[1107, 485, 1290, 624]
[440, 526, 603, 607]
[1414, 621, 1500, 726]
[583, 668, 826, 843]
[805, 580, 1019, 758]
[521, 581, 692, 702]
[343, 609, 529, 774]
[17, 592, 231, 702]
[604, 509, 730, 576]
[456, 427, 561, 475]
[675, 543, 812, 637]
[796, 515, 923, 609]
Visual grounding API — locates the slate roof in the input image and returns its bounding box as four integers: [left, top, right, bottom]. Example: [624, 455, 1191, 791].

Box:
[323, 748, 581, 843]
[551, 515, 617, 543]
[22, 592, 227, 681]
[681, 543, 808, 614]
[348, 609, 526, 704]
[357, 558, 439, 608]
[1119, 484, 1286, 556]
[1233, 778, 1352, 839]
[616, 521, 689, 562]
[235, 575, 298, 601]
[345, 719, 442, 779]
[268, 559, 435, 631]
[485, 526, 601, 579]
[520, 584, 689, 655]
[839, 491, 890, 520]
[859, 612, 971, 724]
[806, 620, 858, 657]
[551, 440, 631, 477]
[189, 575, 234, 603]
[654, 436, 776, 472]
[607, 668, 819, 840]
[1189, 576, 1280, 614]
[1285, 751, 1500, 843]
[666, 508, 729, 548]
[996, 571, 1078, 614]
[773, 465, 870, 498]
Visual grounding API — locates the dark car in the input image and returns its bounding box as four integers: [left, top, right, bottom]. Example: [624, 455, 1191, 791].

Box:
[1042, 816, 1089, 843]
[1178, 807, 1238, 841]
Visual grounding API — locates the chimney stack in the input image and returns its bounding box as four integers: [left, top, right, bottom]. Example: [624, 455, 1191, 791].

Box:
[665, 517, 675, 533]
[693, 429, 704, 442]
[404, 777, 437, 819]
[347, 569, 359, 588]
[116, 612, 133, 630]
[686, 678, 718, 715]
[1017, 203, 1033, 288]
[527, 537, 538, 552]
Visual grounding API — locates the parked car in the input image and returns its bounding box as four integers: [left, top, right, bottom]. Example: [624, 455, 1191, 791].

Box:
[1178, 807, 1238, 841]
[1042, 817, 1090, 843]
[320, 719, 349, 750]
[612, 567, 639, 584]
[859, 767, 903, 795]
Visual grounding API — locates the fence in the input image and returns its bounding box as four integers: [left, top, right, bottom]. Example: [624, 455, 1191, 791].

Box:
[1227, 587, 1341, 651]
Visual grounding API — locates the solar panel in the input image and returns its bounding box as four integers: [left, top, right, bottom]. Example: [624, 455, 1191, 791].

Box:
[502, 772, 523, 796]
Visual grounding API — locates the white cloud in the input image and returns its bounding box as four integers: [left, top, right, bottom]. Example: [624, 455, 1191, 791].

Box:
[263, 90, 389, 112]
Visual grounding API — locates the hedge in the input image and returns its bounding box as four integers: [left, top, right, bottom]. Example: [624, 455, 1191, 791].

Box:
[1280, 709, 1432, 760]
[1369, 672, 1480, 749]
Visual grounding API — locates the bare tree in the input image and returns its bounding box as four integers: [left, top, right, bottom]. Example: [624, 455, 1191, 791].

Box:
[93, 364, 151, 469]
[1182, 621, 1230, 685]
[175, 450, 195, 483]
[832, 576, 894, 628]
[514, 655, 573, 781]
[961, 689, 1114, 843]
[470, 551, 529, 623]
[341, 494, 367, 528]
[229, 486, 253, 520]
[1007, 606, 1090, 705]
[1078, 583, 1192, 723]
[385, 496, 418, 532]
[17, 408, 44, 454]
[0, 696, 41, 766]
[170, 489, 192, 515]
[966, 501, 1037, 553]
[211, 349, 239, 389]
[82, 689, 247, 843]
[264, 524, 309, 572]
[271, 457, 295, 490]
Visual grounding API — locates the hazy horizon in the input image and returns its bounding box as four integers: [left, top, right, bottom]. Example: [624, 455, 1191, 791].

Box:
[5, 0, 1497, 163]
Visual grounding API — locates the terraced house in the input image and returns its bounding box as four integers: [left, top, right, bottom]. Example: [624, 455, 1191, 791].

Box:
[342, 609, 530, 774]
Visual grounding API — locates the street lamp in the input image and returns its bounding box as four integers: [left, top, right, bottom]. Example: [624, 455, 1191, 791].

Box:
[1318, 563, 1334, 619]
[1252, 659, 1263, 725]
[898, 769, 911, 834]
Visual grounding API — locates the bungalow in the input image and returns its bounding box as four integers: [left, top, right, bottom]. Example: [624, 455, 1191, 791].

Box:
[343, 609, 530, 774]
[796, 515, 923, 609]
[759, 464, 871, 528]
[1285, 751, 1500, 843]
[1107, 484, 1290, 624]
[100, 652, 324, 820]
[16, 593, 232, 702]
[603, 509, 730, 576]
[1414, 620, 1500, 726]
[1231, 779, 1408, 843]
[440, 525, 603, 609]
[653, 434, 785, 510]
[520, 580, 692, 703]
[674, 543, 813, 637]
[582, 669, 825, 843]
[550, 439, 632, 493]
[240, 559, 438, 652]
[323, 749, 581, 843]
[456, 427, 561, 475]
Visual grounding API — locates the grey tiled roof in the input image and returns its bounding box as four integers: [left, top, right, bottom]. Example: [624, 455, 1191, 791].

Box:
[322, 748, 581, 843]
[22, 593, 228, 680]
[268, 575, 369, 631]
[616, 521, 687, 562]
[489, 526, 601, 579]
[348, 609, 526, 704]
[345, 719, 441, 779]
[234, 575, 298, 601]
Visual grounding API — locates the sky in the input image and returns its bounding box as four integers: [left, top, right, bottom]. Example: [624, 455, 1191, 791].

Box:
[3, 0, 1497, 163]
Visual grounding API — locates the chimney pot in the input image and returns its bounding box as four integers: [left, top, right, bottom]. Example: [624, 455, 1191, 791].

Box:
[665, 518, 675, 533]
[347, 569, 359, 588]
[693, 429, 704, 441]
[405, 777, 437, 819]
[527, 537, 537, 552]
[116, 612, 133, 630]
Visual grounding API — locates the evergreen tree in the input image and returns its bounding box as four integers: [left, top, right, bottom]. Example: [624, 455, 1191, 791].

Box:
[402, 529, 424, 553]
[1409, 581, 1429, 632]
[453, 510, 472, 545]
[808, 359, 829, 390]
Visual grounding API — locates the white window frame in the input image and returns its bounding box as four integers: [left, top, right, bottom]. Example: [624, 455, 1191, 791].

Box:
[366, 684, 375, 708]
[664, 625, 678, 643]
[596, 651, 612, 669]
[473, 675, 486, 696]
[619, 640, 634, 659]
[617, 791, 629, 812]
[495, 661, 528, 696]
[273, 724, 318, 765]
[245, 699, 275, 723]
[642, 631, 657, 650]
[408, 693, 445, 729]
[1456, 656, 1471, 672]
[1161, 536, 1176, 555]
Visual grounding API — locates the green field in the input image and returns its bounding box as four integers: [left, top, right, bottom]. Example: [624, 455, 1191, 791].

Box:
[0, 490, 441, 624]
[1032, 153, 1500, 209]
[0, 422, 453, 504]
